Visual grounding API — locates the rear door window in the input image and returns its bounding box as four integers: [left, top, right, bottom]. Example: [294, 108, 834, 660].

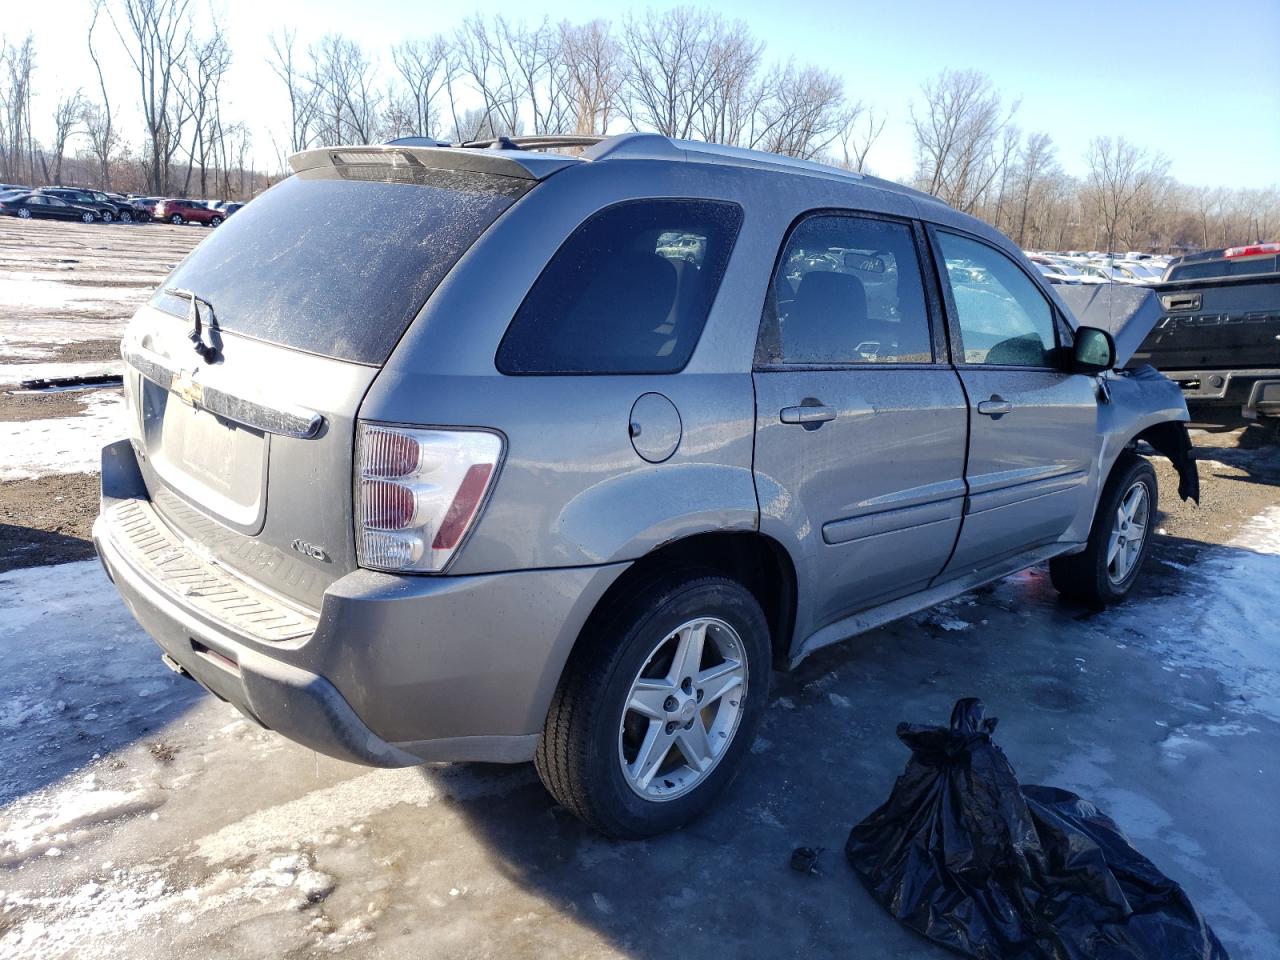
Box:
[151, 166, 529, 364]
[759, 213, 933, 364]
[496, 199, 743, 375]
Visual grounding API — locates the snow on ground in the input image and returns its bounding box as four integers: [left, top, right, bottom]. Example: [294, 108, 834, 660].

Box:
[0, 277, 153, 315]
[0, 390, 125, 480]
[0, 561, 196, 809]
[1106, 506, 1280, 723]
[0, 359, 123, 385]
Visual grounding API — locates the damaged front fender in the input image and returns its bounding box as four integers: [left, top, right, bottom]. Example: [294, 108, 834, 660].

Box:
[1098, 364, 1199, 504]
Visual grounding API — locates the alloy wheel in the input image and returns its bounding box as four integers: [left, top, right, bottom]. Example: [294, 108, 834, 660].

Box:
[617, 616, 748, 802]
[1106, 481, 1149, 583]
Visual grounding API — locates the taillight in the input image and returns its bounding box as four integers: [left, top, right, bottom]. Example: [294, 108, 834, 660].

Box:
[355, 424, 503, 573]
[1224, 242, 1279, 259]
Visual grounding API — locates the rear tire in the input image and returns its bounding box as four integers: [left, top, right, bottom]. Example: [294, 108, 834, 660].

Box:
[17, 207, 31, 219]
[81, 212, 94, 223]
[170, 214, 183, 225]
[536, 573, 770, 839]
[1050, 452, 1157, 605]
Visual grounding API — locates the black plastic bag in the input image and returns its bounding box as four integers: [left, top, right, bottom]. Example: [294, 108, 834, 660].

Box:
[846, 699, 1228, 959]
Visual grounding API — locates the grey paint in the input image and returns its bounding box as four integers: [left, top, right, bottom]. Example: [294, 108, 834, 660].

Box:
[100, 136, 1195, 765]
[628, 392, 682, 463]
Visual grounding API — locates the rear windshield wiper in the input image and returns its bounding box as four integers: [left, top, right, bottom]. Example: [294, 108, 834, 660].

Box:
[165, 287, 221, 363]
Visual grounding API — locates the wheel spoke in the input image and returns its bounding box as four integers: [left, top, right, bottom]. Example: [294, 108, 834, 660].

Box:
[627, 679, 673, 720]
[668, 622, 707, 683]
[629, 720, 672, 790]
[1106, 532, 1124, 565]
[696, 660, 743, 707]
[618, 615, 750, 801]
[676, 717, 713, 771]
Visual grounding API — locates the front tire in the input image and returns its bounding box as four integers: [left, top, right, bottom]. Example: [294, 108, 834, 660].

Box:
[100, 210, 114, 222]
[209, 216, 223, 227]
[120, 210, 133, 223]
[536, 573, 770, 838]
[18, 207, 31, 219]
[1050, 452, 1157, 605]
[81, 211, 95, 223]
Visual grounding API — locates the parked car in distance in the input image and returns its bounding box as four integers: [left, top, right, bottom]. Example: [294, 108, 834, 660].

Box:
[1136, 242, 1280, 422]
[95, 133, 1199, 839]
[38, 186, 129, 222]
[0, 191, 100, 222]
[154, 198, 224, 226]
[104, 191, 151, 222]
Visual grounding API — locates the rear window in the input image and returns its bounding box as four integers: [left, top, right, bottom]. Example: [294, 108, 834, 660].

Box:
[1167, 256, 1279, 281]
[496, 199, 743, 375]
[151, 166, 529, 364]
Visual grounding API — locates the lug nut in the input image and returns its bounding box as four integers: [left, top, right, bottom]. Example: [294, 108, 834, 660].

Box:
[664, 696, 678, 712]
[696, 689, 704, 702]
[665, 721, 677, 734]
[683, 719, 694, 730]
[681, 677, 693, 693]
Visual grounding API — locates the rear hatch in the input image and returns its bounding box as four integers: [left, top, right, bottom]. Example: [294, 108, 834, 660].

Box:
[121, 153, 535, 610]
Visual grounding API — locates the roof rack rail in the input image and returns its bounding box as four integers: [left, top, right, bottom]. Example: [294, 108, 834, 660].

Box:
[457, 135, 607, 151]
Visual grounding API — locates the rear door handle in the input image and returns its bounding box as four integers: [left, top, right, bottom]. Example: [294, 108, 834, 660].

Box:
[780, 403, 837, 426]
[977, 397, 1012, 418]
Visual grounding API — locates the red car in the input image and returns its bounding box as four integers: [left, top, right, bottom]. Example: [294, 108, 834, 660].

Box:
[154, 198, 224, 227]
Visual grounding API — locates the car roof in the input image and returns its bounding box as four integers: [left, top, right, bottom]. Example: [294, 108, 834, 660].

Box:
[290, 132, 940, 207]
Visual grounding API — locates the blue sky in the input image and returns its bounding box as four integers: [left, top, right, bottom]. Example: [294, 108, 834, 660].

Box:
[9, 0, 1280, 187]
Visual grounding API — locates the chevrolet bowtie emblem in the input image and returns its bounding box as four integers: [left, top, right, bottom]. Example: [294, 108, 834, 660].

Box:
[171, 369, 204, 407]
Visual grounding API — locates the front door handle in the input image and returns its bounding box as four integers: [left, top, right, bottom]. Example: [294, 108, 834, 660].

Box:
[780, 403, 837, 426]
[977, 396, 1012, 419]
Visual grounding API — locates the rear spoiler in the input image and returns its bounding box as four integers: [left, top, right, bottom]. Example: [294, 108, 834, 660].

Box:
[288, 144, 580, 182]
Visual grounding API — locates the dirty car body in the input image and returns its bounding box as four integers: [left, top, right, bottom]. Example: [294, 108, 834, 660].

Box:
[94, 134, 1197, 837]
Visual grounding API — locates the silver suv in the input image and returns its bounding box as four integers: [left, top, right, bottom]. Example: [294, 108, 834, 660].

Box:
[95, 134, 1198, 838]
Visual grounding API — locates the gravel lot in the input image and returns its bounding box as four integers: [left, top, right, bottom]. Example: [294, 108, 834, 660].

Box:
[1, 216, 1278, 959]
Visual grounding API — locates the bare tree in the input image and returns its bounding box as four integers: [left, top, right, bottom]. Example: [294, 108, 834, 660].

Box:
[46, 90, 84, 184]
[1085, 136, 1170, 253]
[268, 29, 318, 153]
[749, 61, 846, 159]
[837, 104, 885, 172]
[307, 34, 383, 145]
[86, 0, 115, 188]
[1008, 132, 1056, 247]
[692, 19, 763, 148]
[391, 35, 453, 138]
[0, 34, 36, 183]
[109, 0, 194, 194]
[178, 26, 231, 196]
[910, 68, 1019, 214]
[619, 7, 722, 139]
[453, 16, 523, 137]
[559, 20, 623, 135]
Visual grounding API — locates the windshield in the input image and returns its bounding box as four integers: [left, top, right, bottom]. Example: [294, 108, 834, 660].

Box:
[151, 165, 529, 364]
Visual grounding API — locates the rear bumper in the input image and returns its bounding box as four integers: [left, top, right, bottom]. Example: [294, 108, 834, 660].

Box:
[1163, 368, 1280, 418]
[94, 440, 627, 766]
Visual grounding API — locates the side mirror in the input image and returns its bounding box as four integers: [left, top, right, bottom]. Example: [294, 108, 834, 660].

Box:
[1071, 326, 1115, 374]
